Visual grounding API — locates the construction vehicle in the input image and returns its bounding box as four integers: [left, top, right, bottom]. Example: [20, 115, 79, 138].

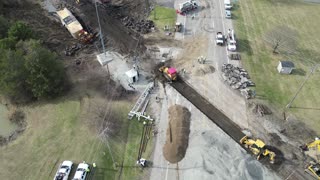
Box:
[300, 138, 320, 152]
[216, 32, 225, 45]
[174, 22, 182, 32]
[300, 138, 320, 179]
[56, 8, 95, 44]
[300, 137, 320, 161]
[179, 0, 198, 14]
[240, 136, 276, 164]
[159, 66, 177, 81]
[305, 161, 320, 179]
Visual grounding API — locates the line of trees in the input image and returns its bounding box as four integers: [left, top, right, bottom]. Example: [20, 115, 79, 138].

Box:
[0, 16, 67, 103]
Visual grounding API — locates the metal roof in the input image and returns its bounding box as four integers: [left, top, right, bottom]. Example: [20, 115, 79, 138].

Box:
[280, 61, 295, 68]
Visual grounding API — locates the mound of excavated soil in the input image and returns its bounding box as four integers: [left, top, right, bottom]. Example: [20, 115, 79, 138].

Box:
[163, 105, 191, 163]
[192, 65, 215, 76]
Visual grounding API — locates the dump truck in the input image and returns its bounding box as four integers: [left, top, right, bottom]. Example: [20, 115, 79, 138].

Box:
[179, 0, 198, 14]
[56, 8, 95, 44]
[159, 66, 177, 81]
[216, 32, 224, 45]
[240, 136, 276, 164]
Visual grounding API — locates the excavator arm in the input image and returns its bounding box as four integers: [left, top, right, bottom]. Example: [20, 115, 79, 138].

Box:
[301, 139, 320, 151]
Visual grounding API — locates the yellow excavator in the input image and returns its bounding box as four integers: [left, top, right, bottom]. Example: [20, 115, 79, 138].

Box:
[300, 138, 320, 179]
[305, 161, 320, 179]
[240, 136, 276, 164]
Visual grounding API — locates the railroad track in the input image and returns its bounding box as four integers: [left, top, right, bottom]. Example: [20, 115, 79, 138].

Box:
[170, 77, 245, 143]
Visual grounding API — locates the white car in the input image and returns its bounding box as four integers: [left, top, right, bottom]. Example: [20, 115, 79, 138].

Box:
[54, 161, 73, 180]
[73, 163, 89, 180]
[227, 40, 237, 51]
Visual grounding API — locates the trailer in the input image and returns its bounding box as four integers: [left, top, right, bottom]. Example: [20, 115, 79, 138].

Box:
[56, 8, 95, 43]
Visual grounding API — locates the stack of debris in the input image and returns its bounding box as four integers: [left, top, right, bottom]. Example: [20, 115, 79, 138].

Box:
[122, 16, 155, 34]
[252, 103, 272, 116]
[64, 43, 82, 56]
[222, 63, 255, 99]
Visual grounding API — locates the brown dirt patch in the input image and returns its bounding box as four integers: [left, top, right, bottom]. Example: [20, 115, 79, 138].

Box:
[163, 105, 191, 163]
[192, 65, 215, 76]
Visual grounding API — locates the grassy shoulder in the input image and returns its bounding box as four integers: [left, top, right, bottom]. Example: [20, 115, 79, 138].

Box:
[0, 97, 153, 180]
[149, 6, 177, 31]
[119, 119, 154, 180]
[233, 1, 320, 133]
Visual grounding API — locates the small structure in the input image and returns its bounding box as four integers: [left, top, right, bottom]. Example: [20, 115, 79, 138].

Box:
[277, 61, 295, 74]
[97, 52, 113, 66]
[126, 69, 139, 83]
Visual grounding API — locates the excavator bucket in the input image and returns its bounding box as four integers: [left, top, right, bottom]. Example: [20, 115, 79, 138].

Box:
[239, 136, 248, 144]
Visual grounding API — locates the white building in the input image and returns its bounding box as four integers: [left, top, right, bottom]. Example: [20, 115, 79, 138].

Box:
[277, 61, 295, 74]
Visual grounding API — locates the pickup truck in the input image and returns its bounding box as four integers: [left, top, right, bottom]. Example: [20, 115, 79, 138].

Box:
[216, 32, 225, 45]
[54, 161, 73, 180]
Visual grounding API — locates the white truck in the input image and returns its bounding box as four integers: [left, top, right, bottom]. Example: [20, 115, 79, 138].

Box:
[179, 0, 198, 14]
[216, 32, 225, 45]
[224, 0, 232, 10]
[227, 29, 237, 51]
[54, 161, 73, 180]
[72, 163, 89, 180]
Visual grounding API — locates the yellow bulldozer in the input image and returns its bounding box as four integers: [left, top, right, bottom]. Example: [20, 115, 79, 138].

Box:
[159, 66, 177, 82]
[240, 136, 276, 164]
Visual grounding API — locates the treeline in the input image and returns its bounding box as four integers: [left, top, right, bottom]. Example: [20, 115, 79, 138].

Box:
[0, 16, 66, 103]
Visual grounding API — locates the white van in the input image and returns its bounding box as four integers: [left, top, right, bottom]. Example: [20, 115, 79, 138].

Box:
[224, 0, 232, 10]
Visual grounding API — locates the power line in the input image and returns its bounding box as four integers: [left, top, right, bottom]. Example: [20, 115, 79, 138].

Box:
[286, 64, 319, 109]
[94, 0, 110, 76]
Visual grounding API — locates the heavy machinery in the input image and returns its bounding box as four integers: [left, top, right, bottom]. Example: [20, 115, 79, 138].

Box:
[240, 136, 276, 164]
[305, 161, 320, 179]
[159, 66, 177, 81]
[300, 138, 320, 152]
[174, 22, 182, 32]
[56, 8, 95, 44]
[300, 138, 320, 179]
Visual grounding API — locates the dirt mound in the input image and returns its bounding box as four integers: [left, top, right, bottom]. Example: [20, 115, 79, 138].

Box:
[192, 65, 215, 76]
[163, 105, 191, 163]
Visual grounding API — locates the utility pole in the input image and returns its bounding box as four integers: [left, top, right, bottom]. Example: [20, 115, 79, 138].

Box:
[94, 0, 110, 76]
[286, 64, 319, 109]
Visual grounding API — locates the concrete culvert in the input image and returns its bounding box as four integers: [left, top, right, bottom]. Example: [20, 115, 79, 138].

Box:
[163, 105, 191, 163]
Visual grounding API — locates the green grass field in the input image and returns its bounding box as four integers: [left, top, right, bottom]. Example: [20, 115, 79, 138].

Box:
[149, 6, 177, 31]
[0, 97, 153, 180]
[233, 1, 320, 133]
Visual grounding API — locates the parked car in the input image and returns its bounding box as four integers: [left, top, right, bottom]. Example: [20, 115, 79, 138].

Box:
[73, 163, 89, 180]
[54, 161, 73, 180]
[227, 40, 237, 51]
[226, 10, 231, 19]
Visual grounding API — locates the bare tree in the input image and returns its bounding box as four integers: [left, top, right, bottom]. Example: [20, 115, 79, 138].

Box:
[264, 25, 298, 54]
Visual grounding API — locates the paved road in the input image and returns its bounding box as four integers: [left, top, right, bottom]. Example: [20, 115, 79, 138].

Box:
[174, 0, 240, 68]
[149, 1, 281, 180]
